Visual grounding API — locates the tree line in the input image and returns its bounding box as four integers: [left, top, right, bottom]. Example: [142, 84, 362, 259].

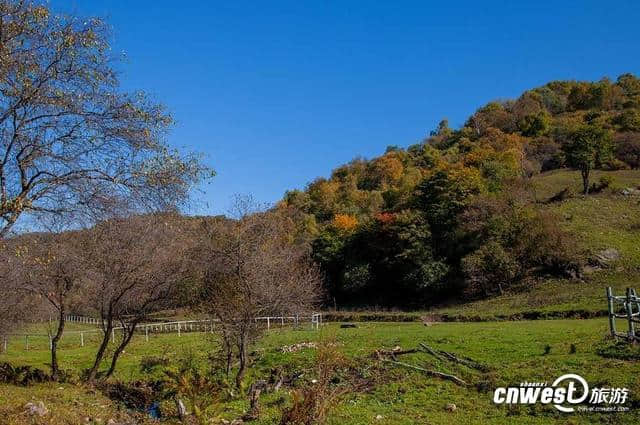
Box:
[1, 202, 320, 387]
[280, 75, 640, 307]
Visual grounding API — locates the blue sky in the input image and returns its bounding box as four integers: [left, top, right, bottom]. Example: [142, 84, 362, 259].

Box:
[52, 1, 640, 215]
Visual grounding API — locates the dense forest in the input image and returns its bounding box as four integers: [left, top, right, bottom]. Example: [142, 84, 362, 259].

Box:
[279, 74, 640, 308]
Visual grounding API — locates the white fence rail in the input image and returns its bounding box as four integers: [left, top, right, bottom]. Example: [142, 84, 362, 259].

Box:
[1, 313, 323, 352]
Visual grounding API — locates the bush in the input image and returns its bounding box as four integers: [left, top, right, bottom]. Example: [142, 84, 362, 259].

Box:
[140, 356, 169, 374]
[462, 241, 519, 297]
[590, 175, 616, 193]
[0, 363, 50, 386]
[461, 188, 583, 298]
[604, 158, 630, 171]
[615, 132, 640, 169]
[280, 338, 347, 425]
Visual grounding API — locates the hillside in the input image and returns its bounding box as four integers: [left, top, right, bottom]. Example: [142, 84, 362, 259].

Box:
[279, 75, 640, 310]
[431, 169, 640, 319]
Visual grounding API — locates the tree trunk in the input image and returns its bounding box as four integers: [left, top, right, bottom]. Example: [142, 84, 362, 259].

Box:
[50, 308, 65, 380]
[225, 342, 233, 378]
[244, 380, 266, 420]
[235, 334, 247, 389]
[85, 319, 113, 382]
[105, 324, 137, 378]
[581, 166, 590, 194]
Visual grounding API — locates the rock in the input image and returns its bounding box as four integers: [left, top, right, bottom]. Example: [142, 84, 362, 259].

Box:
[24, 401, 48, 417]
[622, 187, 640, 196]
[340, 323, 357, 328]
[593, 248, 620, 267]
[376, 414, 384, 420]
[445, 403, 457, 412]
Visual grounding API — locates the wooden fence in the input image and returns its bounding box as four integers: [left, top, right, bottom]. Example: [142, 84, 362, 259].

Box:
[1, 313, 323, 352]
[606, 287, 640, 342]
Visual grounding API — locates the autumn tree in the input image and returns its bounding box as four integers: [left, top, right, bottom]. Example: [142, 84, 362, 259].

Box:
[0, 241, 38, 343]
[562, 125, 613, 194]
[83, 214, 189, 382]
[194, 196, 322, 389]
[0, 0, 209, 238]
[616, 133, 640, 169]
[10, 232, 86, 379]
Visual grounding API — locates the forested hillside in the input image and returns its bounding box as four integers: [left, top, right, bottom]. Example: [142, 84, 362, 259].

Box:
[279, 74, 640, 308]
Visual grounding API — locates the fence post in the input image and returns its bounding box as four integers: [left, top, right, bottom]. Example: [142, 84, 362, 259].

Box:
[3, 337, 6, 352]
[112, 328, 115, 343]
[626, 288, 636, 340]
[267, 317, 270, 330]
[49, 335, 52, 350]
[607, 287, 616, 337]
[145, 326, 149, 342]
[81, 332, 84, 347]
[177, 322, 181, 337]
[25, 335, 29, 350]
[633, 289, 640, 342]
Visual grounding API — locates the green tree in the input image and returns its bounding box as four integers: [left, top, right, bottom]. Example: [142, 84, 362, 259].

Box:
[562, 125, 613, 194]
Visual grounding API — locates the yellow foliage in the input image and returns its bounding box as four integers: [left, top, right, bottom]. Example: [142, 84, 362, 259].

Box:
[332, 214, 358, 231]
[373, 154, 404, 184]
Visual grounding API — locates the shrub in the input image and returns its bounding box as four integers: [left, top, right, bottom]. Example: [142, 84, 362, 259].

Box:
[0, 363, 50, 386]
[101, 381, 157, 410]
[461, 188, 583, 298]
[590, 175, 616, 193]
[280, 338, 347, 425]
[462, 241, 519, 297]
[604, 158, 630, 171]
[140, 356, 169, 374]
[615, 132, 640, 169]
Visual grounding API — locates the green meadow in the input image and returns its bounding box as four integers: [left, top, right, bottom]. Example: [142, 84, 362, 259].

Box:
[1, 319, 639, 424]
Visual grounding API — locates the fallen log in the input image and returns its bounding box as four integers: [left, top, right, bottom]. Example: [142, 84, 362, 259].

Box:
[419, 343, 489, 372]
[419, 343, 446, 361]
[374, 348, 419, 361]
[382, 359, 467, 386]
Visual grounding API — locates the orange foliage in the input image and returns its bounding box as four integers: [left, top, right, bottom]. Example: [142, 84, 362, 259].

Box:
[332, 214, 358, 231]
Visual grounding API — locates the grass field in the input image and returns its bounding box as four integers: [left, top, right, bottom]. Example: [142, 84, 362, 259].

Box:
[1, 319, 639, 424]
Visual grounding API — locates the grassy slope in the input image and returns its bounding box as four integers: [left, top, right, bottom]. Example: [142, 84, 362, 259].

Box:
[1, 320, 639, 424]
[433, 169, 640, 319]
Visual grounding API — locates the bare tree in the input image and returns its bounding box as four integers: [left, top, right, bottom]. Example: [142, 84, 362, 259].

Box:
[0, 241, 35, 344]
[9, 231, 86, 379]
[194, 196, 322, 389]
[83, 214, 189, 382]
[0, 0, 210, 238]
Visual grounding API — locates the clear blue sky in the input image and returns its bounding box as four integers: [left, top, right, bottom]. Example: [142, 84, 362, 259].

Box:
[52, 1, 640, 215]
